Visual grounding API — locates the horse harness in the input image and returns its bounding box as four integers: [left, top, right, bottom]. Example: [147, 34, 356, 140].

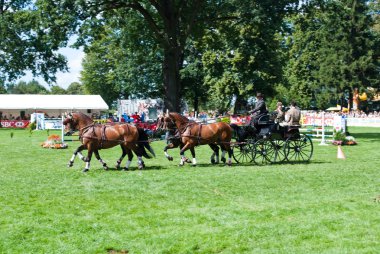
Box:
[180, 122, 205, 145]
[79, 123, 111, 148]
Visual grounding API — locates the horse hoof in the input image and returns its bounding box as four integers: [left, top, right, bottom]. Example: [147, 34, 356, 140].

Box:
[221, 158, 226, 163]
[211, 158, 215, 164]
[82, 168, 89, 173]
[122, 167, 129, 171]
[67, 162, 73, 168]
[178, 164, 184, 167]
[103, 165, 109, 170]
[191, 164, 197, 167]
[168, 156, 173, 161]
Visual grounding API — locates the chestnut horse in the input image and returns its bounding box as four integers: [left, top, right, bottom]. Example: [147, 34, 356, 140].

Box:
[63, 112, 155, 172]
[162, 112, 233, 166]
[156, 116, 194, 163]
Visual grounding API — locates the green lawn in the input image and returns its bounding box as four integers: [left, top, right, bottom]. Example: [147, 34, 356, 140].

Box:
[0, 127, 379, 253]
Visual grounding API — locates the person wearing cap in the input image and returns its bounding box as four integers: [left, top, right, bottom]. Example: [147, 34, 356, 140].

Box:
[249, 92, 268, 126]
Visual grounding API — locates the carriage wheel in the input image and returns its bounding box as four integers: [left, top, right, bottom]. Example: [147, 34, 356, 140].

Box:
[284, 134, 313, 162]
[252, 139, 276, 164]
[232, 141, 254, 164]
[272, 139, 287, 163]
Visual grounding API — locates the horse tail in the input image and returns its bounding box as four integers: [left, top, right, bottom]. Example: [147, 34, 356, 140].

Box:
[229, 123, 241, 141]
[137, 128, 156, 159]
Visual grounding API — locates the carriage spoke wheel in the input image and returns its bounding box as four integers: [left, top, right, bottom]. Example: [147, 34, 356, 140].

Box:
[232, 140, 254, 164]
[284, 134, 313, 162]
[272, 139, 286, 163]
[252, 139, 276, 164]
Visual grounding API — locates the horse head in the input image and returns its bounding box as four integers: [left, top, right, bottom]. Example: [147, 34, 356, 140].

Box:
[62, 112, 94, 135]
[62, 112, 78, 135]
[161, 114, 176, 130]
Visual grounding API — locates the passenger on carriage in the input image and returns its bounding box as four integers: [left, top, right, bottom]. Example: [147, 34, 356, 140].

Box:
[274, 101, 285, 123]
[280, 101, 301, 126]
[249, 92, 268, 126]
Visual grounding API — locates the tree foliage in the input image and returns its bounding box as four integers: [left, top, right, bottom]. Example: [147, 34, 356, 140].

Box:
[283, 0, 379, 109]
[7, 80, 48, 94]
[0, 0, 68, 84]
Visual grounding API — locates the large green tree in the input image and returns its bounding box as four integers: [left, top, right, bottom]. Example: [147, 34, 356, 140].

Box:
[81, 15, 162, 106]
[200, 0, 297, 113]
[37, 0, 211, 112]
[0, 0, 68, 84]
[7, 80, 48, 94]
[283, 0, 379, 109]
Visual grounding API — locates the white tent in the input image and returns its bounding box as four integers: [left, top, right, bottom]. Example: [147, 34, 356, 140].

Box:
[0, 94, 109, 118]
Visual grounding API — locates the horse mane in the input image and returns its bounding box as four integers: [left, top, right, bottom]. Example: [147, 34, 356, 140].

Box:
[73, 112, 93, 123]
[169, 112, 189, 123]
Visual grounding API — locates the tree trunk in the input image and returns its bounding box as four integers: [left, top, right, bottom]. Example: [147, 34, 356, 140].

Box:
[162, 46, 182, 112]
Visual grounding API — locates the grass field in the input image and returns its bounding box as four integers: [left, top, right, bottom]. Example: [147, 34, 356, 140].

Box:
[0, 127, 379, 253]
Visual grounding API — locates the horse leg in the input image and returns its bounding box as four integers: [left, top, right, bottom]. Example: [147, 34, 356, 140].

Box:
[221, 144, 233, 166]
[130, 145, 145, 170]
[67, 144, 86, 167]
[220, 147, 227, 164]
[122, 149, 134, 171]
[179, 143, 192, 166]
[164, 143, 175, 161]
[83, 148, 93, 173]
[190, 147, 197, 167]
[94, 150, 108, 170]
[179, 143, 191, 163]
[209, 144, 220, 164]
[116, 145, 128, 170]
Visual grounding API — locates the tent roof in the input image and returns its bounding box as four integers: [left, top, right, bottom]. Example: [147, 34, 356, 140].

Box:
[0, 94, 109, 110]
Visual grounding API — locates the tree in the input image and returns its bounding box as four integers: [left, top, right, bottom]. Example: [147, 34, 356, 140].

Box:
[66, 82, 84, 95]
[50, 85, 67, 94]
[283, 0, 379, 109]
[0, 0, 68, 84]
[7, 80, 48, 94]
[37, 0, 212, 112]
[200, 0, 297, 113]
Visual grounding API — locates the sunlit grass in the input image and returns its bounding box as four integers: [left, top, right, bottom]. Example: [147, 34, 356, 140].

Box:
[0, 127, 379, 253]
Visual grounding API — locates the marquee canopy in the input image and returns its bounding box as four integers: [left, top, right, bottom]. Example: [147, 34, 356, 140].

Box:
[0, 94, 109, 110]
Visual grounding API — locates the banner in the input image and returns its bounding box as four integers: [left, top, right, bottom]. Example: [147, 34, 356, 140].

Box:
[301, 113, 334, 126]
[0, 120, 30, 128]
[44, 119, 63, 130]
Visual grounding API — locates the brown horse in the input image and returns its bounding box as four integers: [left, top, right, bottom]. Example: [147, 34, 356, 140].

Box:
[156, 116, 194, 163]
[63, 112, 155, 172]
[162, 112, 233, 166]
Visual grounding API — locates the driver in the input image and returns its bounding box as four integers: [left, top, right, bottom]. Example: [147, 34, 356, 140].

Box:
[249, 92, 268, 126]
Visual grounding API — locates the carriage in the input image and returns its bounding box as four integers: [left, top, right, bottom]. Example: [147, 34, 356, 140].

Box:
[231, 114, 313, 164]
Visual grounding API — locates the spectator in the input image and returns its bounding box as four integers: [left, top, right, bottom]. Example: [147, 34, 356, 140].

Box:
[281, 101, 301, 126]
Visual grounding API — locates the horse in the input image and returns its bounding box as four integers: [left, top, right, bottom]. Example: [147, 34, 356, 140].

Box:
[63, 112, 155, 172]
[161, 112, 233, 166]
[156, 116, 193, 163]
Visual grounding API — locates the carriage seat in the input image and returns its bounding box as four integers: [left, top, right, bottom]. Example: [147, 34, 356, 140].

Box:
[257, 114, 274, 125]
